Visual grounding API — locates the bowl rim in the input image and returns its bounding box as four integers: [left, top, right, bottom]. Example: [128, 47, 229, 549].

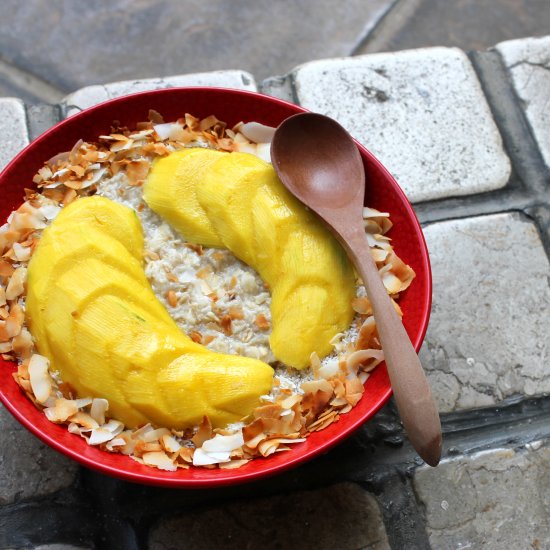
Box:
[0, 86, 432, 487]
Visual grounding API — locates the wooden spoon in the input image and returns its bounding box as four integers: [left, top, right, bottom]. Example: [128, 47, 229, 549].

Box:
[271, 112, 442, 466]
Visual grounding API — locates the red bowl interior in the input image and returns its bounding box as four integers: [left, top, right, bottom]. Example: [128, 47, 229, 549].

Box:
[0, 87, 431, 487]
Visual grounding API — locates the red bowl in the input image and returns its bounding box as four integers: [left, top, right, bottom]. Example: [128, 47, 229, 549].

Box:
[0, 87, 431, 487]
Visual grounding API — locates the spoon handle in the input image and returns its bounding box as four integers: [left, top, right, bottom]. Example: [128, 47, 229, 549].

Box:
[345, 229, 442, 466]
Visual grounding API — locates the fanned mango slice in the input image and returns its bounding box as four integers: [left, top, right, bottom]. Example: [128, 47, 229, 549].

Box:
[144, 149, 356, 369]
[26, 196, 273, 429]
[143, 148, 227, 247]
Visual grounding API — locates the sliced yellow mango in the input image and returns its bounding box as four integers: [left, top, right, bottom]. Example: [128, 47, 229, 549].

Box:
[26, 196, 273, 429]
[143, 148, 227, 247]
[145, 149, 356, 369]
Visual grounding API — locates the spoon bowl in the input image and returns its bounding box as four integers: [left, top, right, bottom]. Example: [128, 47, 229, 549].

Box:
[271, 112, 442, 466]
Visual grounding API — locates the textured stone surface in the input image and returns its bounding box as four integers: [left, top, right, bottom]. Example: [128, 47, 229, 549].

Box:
[62, 71, 257, 117]
[0, 97, 28, 170]
[0, 0, 392, 94]
[358, 0, 550, 56]
[149, 483, 389, 550]
[414, 441, 550, 549]
[419, 212, 550, 412]
[495, 35, 550, 169]
[292, 47, 511, 202]
[0, 404, 78, 505]
[26, 103, 61, 140]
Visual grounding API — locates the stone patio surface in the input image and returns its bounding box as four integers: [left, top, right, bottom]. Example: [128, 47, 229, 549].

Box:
[0, 2, 549, 549]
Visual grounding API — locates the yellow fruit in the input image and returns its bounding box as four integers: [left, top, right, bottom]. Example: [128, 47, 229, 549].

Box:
[143, 148, 227, 247]
[145, 150, 356, 369]
[26, 196, 273, 429]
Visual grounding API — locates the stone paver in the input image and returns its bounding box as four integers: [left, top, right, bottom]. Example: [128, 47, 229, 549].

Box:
[0, 0, 392, 97]
[61, 71, 257, 117]
[495, 36, 550, 169]
[149, 483, 389, 550]
[0, 97, 28, 171]
[419, 212, 550, 413]
[358, 0, 550, 56]
[414, 441, 550, 549]
[290, 47, 511, 203]
[0, 405, 78, 505]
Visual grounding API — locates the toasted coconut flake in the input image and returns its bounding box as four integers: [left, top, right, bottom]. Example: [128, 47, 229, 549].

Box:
[161, 434, 182, 453]
[69, 411, 99, 430]
[106, 437, 127, 451]
[88, 427, 116, 445]
[39, 204, 61, 220]
[28, 354, 52, 404]
[0, 341, 12, 354]
[254, 313, 270, 330]
[257, 437, 305, 457]
[254, 143, 272, 163]
[308, 411, 339, 432]
[352, 296, 372, 315]
[309, 351, 321, 372]
[142, 427, 171, 442]
[346, 349, 384, 375]
[189, 330, 203, 344]
[345, 378, 365, 406]
[81, 167, 107, 189]
[301, 379, 333, 395]
[191, 416, 213, 447]
[317, 358, 339, 380]
[45, 398, 80, 423]
[381, 269, 403, 294]
[238, 122, 276, 144]
[227, 306, 244, 320]
[219, 314, 232, 335]
[166, 290, 178, 307]
[0, 260, 14, 278]
[142, 451, 177, 471]
[5, 267, 26, 300]
[280, 394, 302, 409]
[5, 303, 24, 338]
[74, 397, 93, 408]
[193, 448, 230, 466]
[154, 123, 184, 141]
[132, 423, 154, 440]
[202, 432, 244, 453]
[90, 398, 109, 425]
[126, 159, 150, 186]
[355, 316, 377, 351]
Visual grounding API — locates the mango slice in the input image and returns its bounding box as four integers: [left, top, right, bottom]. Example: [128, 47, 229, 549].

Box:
[143, 148, 227, 247]
[26, 196, 273, 429]
[144, 150, 356, 369]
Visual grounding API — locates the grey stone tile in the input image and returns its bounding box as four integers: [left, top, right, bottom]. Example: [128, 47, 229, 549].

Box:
[291, 47, 511, 202]
[0, 404, 78, 505]
[0, 0, 392, 91]
[61, 71, 257, 117]
[260, 74, 296, 103]
[494, 35, 550, 169]
[357, 0, 550, 56]
[0, 58, 64, 105]
[149, 482, 389, 550]
[413, 441, 550, 549]
[26, 104, 61, 140]
[0, 97, 28, 171]
[420, 212, 550, 413]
